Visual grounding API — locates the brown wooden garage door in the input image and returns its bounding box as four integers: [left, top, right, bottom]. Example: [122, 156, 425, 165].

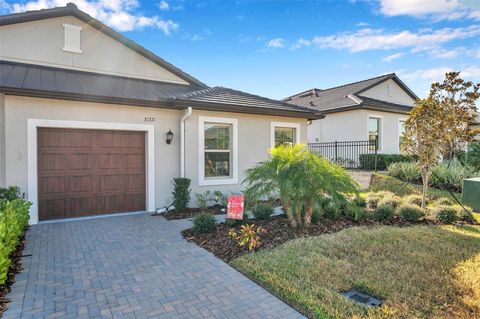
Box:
[38, 128, 146, 221]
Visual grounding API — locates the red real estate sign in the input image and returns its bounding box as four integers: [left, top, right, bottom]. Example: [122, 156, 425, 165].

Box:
[227, 195, 244, 220]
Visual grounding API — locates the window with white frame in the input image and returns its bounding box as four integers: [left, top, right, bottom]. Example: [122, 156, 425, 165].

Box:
[199, 117, 238, 186]
[368, 117, 381, 150]
[271, 122, 300, 148]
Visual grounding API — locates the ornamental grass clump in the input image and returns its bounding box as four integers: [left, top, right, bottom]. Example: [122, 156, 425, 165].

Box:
[377, 195, 402, 209]
[403, 194, 423, 207]
[245, 144, 358, 228]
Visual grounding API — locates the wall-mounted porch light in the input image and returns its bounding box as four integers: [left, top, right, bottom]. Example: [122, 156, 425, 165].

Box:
[166, 129, 174, 144]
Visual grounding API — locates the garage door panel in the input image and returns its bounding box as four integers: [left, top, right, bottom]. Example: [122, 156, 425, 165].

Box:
[38, 128, 146, 220]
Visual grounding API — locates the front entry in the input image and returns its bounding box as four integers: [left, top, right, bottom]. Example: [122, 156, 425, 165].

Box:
[37, 128, 146, 220]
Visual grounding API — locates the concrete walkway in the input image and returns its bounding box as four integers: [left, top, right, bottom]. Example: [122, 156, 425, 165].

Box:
[3, 213, 304, 319]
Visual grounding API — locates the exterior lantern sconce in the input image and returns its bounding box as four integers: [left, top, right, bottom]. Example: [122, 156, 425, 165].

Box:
[166, 129, 174, 145]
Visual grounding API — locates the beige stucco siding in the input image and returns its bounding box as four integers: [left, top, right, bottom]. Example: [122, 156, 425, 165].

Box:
[0, 94, 5, 187]
[308, 109, 407, 154]
[3, 95, 307, 217]
[0, 16, 188, 84]
[359, 79, 414, 106]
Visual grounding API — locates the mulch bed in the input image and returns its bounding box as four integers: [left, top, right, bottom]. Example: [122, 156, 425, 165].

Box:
[182, 215, 437, 262]
[163, 204, 225, 220]
[0, 233, 27, 316]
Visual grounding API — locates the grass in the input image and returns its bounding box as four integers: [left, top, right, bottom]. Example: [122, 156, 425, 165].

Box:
[368, 173, 463, 203]
[232, 225, 480, 319]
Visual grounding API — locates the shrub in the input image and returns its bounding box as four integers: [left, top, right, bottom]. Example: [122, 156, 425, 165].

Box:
[403, 194, 423, 207]
[213, 190, 227, 207]
[351, 195, 366, 208]
[228, 224, 267, 251]
[433, 205, 458, 224]
[172, 178, 190, 213]
[387, 162, 421, 182]
[0, 198, 31, 285]
[192, 213, 216, 234]
[359, 154, 416, 171]
[373, 204, 395, 221]
[323, 201, 341, 220]
[365, 191, 395, 210]
[377, 195, 402, 209]
[225, 213, 249, 227]
[253, 203, 274, 220]
[454, 205, 476, 224]
[0, 186, 20, 201]
[311, 207, 321, 224]
[344, 204, 366, 221]
[459, 140, 480, 170]
[195, 191, 211, 211]
[397, 204, 424, 222]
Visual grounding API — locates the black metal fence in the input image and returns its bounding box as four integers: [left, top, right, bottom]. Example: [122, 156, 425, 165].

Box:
[307, 140, 378, 171]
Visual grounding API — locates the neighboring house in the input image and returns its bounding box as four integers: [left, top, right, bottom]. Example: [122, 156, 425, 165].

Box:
[284, 74, 418, 154]
[0, 3, 320, 224]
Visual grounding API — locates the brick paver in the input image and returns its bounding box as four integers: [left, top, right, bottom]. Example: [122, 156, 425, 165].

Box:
[3, 213, 304, 319]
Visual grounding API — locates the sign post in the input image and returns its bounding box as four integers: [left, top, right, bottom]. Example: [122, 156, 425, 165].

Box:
[227, 195, 244, 220]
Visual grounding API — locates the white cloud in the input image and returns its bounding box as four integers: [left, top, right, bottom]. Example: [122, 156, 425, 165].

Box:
[292, 25, 480, 53]
[356, 21, 369, 27]
[382, 52, 403, 62]
[190, 34, 204, 41]
[158, 0, 169, 11]
[9, 0, 179, 34]
[378, 0, 480, 21]
[429, 47, 465, 59]
[266, 38, 285, 49]
[399, 66, 480, 82]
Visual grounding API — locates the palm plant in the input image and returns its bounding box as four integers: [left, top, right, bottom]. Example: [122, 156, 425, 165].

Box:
[245, 144, 358, 227]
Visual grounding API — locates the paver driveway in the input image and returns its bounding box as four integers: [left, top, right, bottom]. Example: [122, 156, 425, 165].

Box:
[4, 213, 304, 319]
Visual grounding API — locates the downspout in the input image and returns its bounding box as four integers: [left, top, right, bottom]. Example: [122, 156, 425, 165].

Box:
[180, 107, 192, 178]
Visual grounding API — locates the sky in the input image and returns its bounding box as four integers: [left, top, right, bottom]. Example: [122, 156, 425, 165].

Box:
[1, 0, 480, 100]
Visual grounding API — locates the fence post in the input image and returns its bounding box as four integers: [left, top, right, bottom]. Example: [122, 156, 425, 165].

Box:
[374, 139, 378, 172]
[334, 141, 338, 163]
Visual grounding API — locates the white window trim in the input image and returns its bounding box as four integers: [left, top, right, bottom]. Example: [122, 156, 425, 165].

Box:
[198, 116, 238, 186]
[397, 118, 407, 153]
[62, 23, 82, 54]
[367, 114, 383, 153]
[270, 122, 301, 148]
[27, 119, 155, 225]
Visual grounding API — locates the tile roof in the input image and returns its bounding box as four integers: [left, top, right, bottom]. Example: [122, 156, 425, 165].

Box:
[284, 73, 417, 114]
[0, 61, 322, 119]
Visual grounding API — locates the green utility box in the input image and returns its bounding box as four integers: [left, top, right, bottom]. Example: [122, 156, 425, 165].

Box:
[463, 177, 480, 213]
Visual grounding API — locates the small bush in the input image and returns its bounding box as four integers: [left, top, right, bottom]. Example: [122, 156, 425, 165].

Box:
[0, 186, 21, 201]
[403, 194, 423, 207]
[323, 201, 341, 220]
[434, 197, 453, 206]
[431, 160, 477, 193]
[195, 191, 211, 211]
[316, 196, 331, 209]
[377, 195, 402, 209]
[360, 153, 416, 171]
[253, 203, 274, 220]
[172, 178, 190, 213]
[351, 195, 366, 208]
[433, 205, 458, 224]
[365, 191, 395, 210]
[397, 204, 424, 222]
[311, 207, 321, 224]
[387, 162, 421, 182]
[454, 205, 476, 224]
[192, 213, 216, 234]
[373, 204, 395, 221]
[344, 204, 366, 221]
[228, 224, 267, 251]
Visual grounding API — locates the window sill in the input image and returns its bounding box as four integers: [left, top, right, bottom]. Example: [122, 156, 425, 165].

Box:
[199, 177, 238, 186]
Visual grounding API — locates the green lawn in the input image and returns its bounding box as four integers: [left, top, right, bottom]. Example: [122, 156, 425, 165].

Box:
[232, 225, 480, 319]
[368, 173, 462, 201]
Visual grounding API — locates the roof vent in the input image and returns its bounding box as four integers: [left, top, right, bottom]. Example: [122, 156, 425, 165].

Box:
[63, 23, 82, 54]
[309, 101, 315, 106]
[342, 289, 383, 307]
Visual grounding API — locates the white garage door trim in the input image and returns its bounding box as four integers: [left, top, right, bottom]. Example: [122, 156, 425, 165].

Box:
[27, 119, 155, 225]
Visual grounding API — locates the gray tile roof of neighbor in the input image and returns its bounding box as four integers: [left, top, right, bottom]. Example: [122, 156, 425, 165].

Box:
[284, 73, 418, 114]
[0, 4, 322, 119]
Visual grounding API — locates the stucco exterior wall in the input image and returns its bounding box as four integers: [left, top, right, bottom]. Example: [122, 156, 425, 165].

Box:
[3, 95, 307, 221]
[308, 109, 408, 154]
[0, 94, 5, 187]
[359, 79, 414, 106]
[0, 16, 188, 84]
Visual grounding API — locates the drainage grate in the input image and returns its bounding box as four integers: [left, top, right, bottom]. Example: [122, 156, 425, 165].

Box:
[341, 289, 383, 307]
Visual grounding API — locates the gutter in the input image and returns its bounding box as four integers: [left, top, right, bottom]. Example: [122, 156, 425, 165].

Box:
[180, 106, 192, 178]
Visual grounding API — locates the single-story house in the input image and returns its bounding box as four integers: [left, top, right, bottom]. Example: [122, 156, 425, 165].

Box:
[0, 3, 321, 224]
[284, 74, 418, 154]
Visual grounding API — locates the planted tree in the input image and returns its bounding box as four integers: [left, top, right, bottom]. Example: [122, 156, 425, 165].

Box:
[402, 72, 479, 208]
[245, 144, 358, 228]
